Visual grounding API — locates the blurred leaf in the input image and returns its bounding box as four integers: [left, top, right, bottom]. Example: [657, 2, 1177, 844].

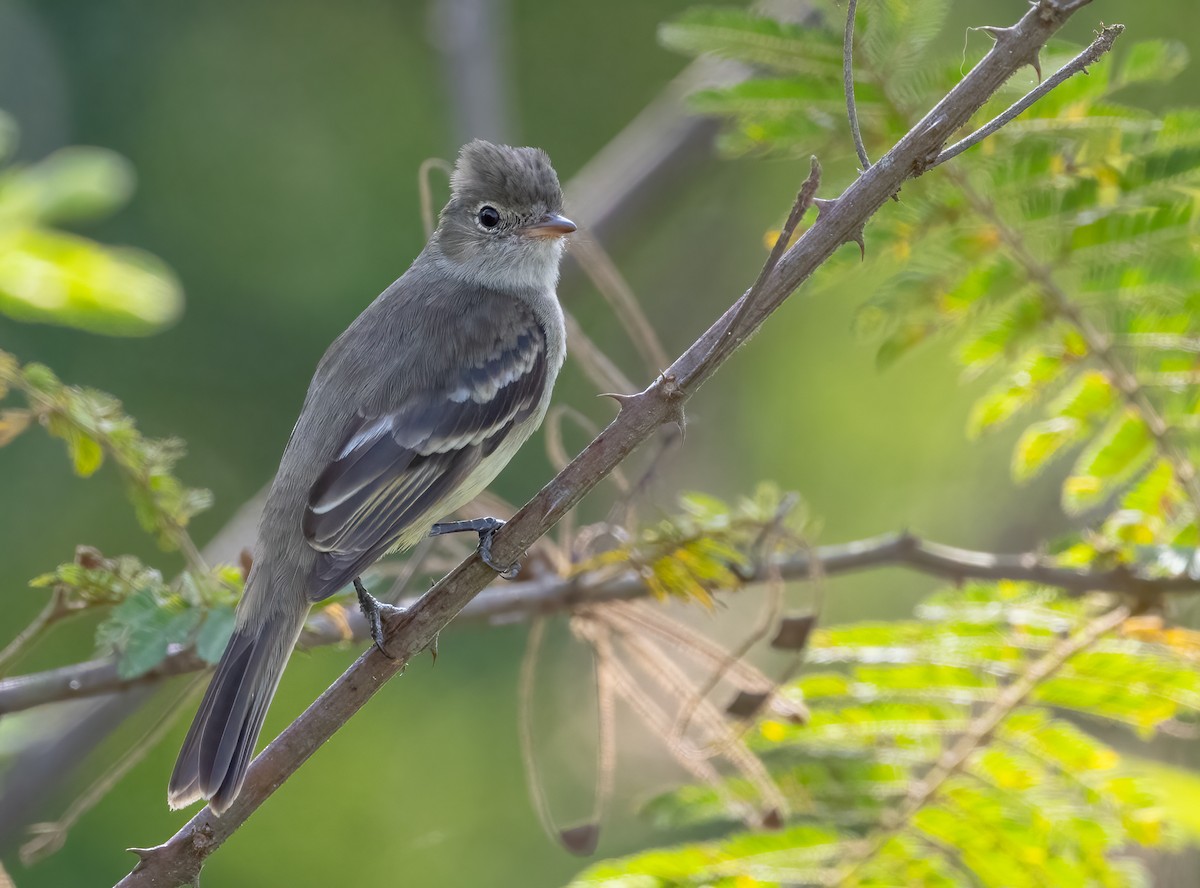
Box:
[967, 350, 1064, 438]
[659, 7, 841, 76]
[0, 147, 135, 224]
[0, 229, 182, 335]
[196, 606, 237, 664]
[96, 589, 193, 679]
[0, 408, 30, 446]
[1114, 40, 1190, 87]
[1063, 410, 1154, 514]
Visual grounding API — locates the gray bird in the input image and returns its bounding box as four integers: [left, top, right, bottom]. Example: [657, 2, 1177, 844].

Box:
[168, 140, 575, 814]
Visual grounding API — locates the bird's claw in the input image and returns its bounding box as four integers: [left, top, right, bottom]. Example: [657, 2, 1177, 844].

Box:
[353, 577, 405, 659]
[430, 516, 521, 580]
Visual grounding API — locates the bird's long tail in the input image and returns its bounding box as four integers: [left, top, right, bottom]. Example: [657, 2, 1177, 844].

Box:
[167, 605, 306, 814]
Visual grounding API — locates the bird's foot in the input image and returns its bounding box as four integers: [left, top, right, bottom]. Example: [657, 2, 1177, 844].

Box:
[429, 517, 520, 579]
[354, 577, 405, 658]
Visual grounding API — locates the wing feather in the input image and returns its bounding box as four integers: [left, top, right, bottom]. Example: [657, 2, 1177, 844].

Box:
[301, 317, 549, 600]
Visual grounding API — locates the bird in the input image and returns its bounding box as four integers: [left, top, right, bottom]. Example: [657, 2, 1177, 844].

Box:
[168, 140, 576, 814]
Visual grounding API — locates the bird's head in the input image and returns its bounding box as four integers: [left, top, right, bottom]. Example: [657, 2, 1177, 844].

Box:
[434, 140, 576, 292]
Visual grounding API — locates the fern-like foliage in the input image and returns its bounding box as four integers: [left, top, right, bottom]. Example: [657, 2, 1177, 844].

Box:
[571, 484, 805, 607]
[572, 585, 1200, 887]
[562, 3, 1200, 885]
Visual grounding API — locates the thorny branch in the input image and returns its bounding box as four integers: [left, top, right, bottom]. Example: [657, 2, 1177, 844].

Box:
[1, 528, 1187, 718]
[932, 25, 1123, 167]
[113, 3, 1119, 884]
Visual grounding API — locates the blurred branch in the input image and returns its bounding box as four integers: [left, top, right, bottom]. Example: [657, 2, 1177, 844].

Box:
[570, 235, 670, 374]
[3, 529, 1192, 718]
[428, 0, 513, 144]
[108, 2, 1127, 877]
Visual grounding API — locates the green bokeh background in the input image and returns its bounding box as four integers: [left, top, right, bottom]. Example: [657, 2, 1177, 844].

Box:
[0, 1, 1196, 885]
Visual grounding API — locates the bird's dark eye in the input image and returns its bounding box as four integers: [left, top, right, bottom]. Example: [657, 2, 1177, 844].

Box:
[477, 206, 501, 229]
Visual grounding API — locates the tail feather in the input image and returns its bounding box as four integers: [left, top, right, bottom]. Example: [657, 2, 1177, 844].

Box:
[168, 612, 303, 814]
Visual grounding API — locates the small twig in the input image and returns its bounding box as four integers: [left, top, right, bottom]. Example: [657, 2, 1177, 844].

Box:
[843, 0, 871, 170]
[831, 602, 1131, 886]
[517, 618, 562, 848]
[684, 159, 821, 388]
[609, 616, 789, 819]
[570, 235, 670, 375]
[932, 24, 1123, 168]
[417, 158, 454, 239]
[672, 494, 799, 740]
[563, 311, 638, 396]
[0, 589, 75, 676]
[5, 530, 1196, 718]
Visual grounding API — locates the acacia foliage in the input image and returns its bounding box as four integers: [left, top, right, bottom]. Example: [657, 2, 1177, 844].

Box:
[567, 3, 1200, 885]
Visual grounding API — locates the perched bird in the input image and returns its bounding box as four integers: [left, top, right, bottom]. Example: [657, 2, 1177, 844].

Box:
[168, 140, 575, 814]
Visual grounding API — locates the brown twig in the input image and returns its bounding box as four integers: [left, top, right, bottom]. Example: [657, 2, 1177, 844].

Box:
[3, 528, 1188, 720]
[111, 5, 1114, 881]
[843, 0, 871, 170]
[933, 25, 1123, 167]
[570, 235, 671, 375]
[0, 589, 75, 676]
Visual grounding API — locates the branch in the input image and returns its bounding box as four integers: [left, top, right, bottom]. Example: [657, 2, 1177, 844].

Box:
[933, 24, 1123, 167]
[116, 3, 1110, 883]
[6, 529, 1189, 717]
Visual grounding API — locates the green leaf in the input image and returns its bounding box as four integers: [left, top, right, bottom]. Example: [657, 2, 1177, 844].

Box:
[658, 7, 841, 76]
[967, 350, 1064, 438]
[97, 589, 174, 679]
[69, 432, 104, 477]
[0, 228, 183, 335]
[2, 146, 135, 224]
[1063, 409, 1155, 514]
[196, 606, 236, 664]
[1114, 40, 1190, 88]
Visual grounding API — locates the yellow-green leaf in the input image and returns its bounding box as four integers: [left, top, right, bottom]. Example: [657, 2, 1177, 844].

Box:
[1063, 409, 1154, 514]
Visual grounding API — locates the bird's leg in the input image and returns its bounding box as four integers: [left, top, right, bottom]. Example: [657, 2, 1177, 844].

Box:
[428, 517, 520, 579]
[353, 577, 405, 658]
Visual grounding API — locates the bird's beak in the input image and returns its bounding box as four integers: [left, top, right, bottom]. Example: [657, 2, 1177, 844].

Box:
[520, 212, 577, 239]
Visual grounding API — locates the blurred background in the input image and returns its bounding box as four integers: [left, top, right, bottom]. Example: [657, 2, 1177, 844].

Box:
[0, 0, 1196, 884]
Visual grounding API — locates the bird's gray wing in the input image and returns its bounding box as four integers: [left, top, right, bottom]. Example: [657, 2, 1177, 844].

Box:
[301, 319, 548, 600]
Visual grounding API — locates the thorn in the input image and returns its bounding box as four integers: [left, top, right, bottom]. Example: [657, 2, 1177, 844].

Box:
[848, 226, 866, 260]
[597, 391, 637, 408]
[127, 847, 154, 863]
[558, 822, 600, 856]
[429, 631, 440, 665]
[814, 197, 838, 218]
